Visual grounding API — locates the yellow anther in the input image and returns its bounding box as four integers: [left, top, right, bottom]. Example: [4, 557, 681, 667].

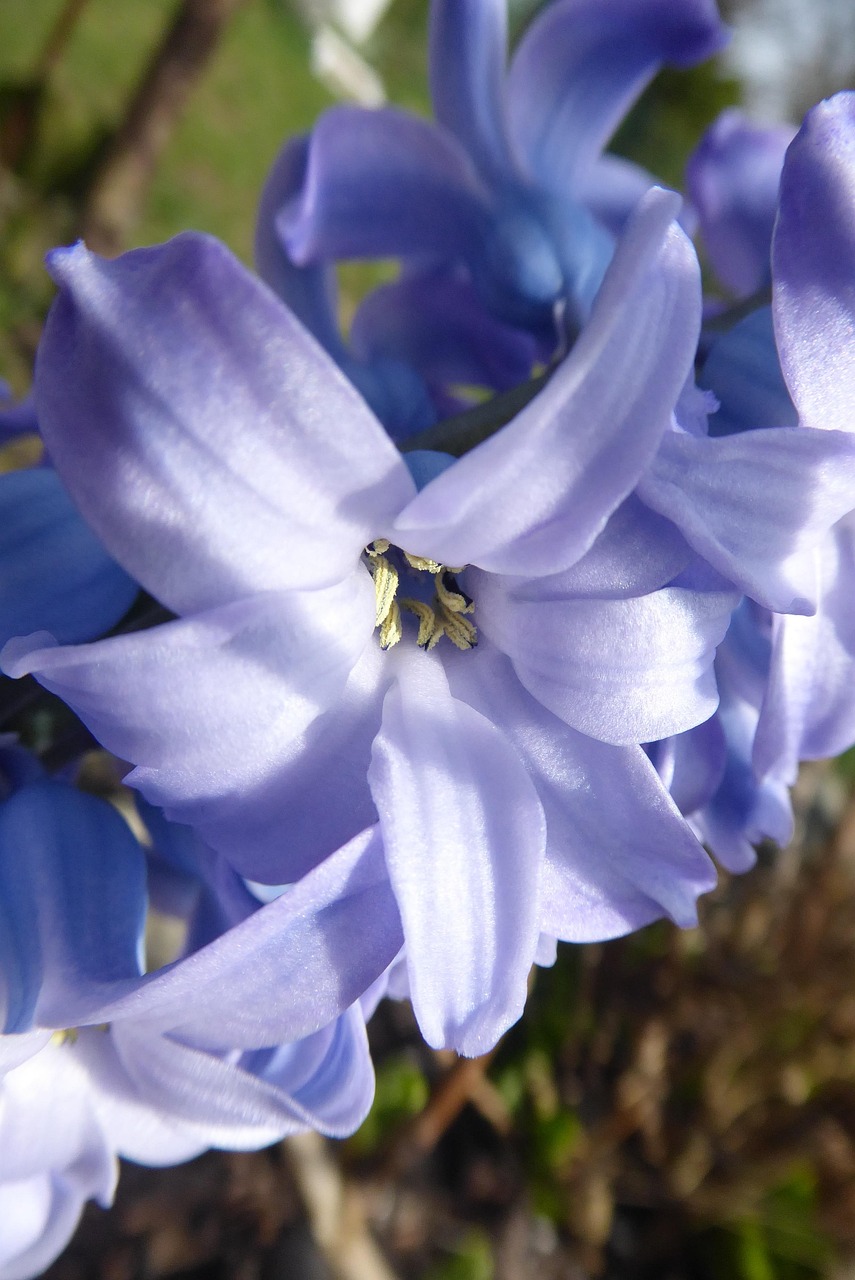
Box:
[434, 570, 474, 616]
[370, 555, 399, 627]
[403, 551, 443, 574]
[379, 599, 403, 649]
[401, 598, 441, 648]
[437, 604, 478, 650]
[363, 542, 476, 652]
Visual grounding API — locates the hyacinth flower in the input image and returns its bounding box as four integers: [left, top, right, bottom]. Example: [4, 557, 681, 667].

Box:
[750, 92, 855, 800]
[256, 135, 538, 439]
[646, 94, 855, 871]
[12, 164, 855, 1054]
[274, 0, 729, 339]
[0, 780, 404, 1278]
[2, 188, 746, 1058]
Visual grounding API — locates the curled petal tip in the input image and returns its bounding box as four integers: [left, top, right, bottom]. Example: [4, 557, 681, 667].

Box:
[0, 631, 57, 678]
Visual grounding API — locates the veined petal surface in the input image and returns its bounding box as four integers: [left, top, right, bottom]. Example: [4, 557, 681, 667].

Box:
[280, 106, 490, 264]
[446, 644, 716, 940]
[773, 93, 855, 433]
[429, 0, 515, 183]
[639, 426, 855, 612]
[393, 189, 701, 576]
[475, 568, 735, 744]
[368, 646, 545, 1056]
[2, 579, 375, 875]
[507, 0, 728, 192]
[37, 234, 413, 613]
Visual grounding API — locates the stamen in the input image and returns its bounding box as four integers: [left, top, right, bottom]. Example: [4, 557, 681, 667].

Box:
[379, 599, 403, 649]
[404, 551, 443, 574]
[434, 570, 474, 616]
[370, 554, 399, 627]
[363, 541, 477, 652]
[401, 598, 440, 648]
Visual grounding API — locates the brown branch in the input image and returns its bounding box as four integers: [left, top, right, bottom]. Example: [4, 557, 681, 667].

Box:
[35, 0, 92, 80]
[79, 0, 246, 255]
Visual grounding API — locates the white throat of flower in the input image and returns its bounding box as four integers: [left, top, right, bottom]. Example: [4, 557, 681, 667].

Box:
[365, 540, 477, 652]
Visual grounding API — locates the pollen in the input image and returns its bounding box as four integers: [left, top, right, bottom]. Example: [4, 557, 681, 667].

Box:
[364, 541, 477, 652]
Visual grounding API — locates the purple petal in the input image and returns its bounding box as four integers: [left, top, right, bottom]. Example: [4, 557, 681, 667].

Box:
[214, 643, 387, 884]
[445, 643, 716, 939]
[368, 646, 545, 1056]
[81, 826, 403, 1050]
[638, 425, 855, 612]
[280, 106, 489, 265]
[0, 467, 138, 646]
[3, 582, 375, 880]
[350, 274, 537, 394]
[0, 783, 146, 1035]
[576, 152, 659, 235]
[506, 0, 729, 191]
[106, 1021, 359, 1147]
[393, 189, 701, 576]
[700, 306, 797, 436]
[475, 566, 735, 744]
[429, 0, 515, 183]
[755, 519, 855, 783]
[255, 133, 348, 361]
[37, 234, 413, 614]
[772, 93, 855, 433]
[687, 110, 795, 296]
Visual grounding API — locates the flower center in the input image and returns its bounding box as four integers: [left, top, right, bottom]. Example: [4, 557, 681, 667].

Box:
[364, 540, 477, 652]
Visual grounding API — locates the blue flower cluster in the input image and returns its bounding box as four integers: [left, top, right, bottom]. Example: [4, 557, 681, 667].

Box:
[2, 1, 855, 1272]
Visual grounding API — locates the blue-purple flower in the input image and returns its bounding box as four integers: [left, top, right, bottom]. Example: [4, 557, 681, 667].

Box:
[3, 190, 739, 1057]
[272, 0, 728, 335]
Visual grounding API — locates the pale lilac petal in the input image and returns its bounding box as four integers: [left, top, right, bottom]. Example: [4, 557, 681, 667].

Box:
[108, 1024, 346, 1147]
[687, 110, 795, 296]
[0, 1177, 91, 1280]
[281, 106, 489, 264]
[755, 520, 855, 783]
[475, 567, 735, 744]
[0, 1033, 50, 1079]
[368, 646, 545, 1056]
[0, 1045, 113, 1192]
[638, 425, 855, 612]
[507, 0, 728, 190]
[216, 643, 387, 883]
[429, 0, 515, 182]
[37, 235, 413, 613]
[241, 1005, 375, 1137]
[85, 826, 402, 1050]
[72, 1030, 207, 1166]
[772, 93, 855, 433]
[648, 714, 727, 819]
[445, 644, 716, 939]
[394, 189, 701, 575]
[3, 581, 375, 879]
